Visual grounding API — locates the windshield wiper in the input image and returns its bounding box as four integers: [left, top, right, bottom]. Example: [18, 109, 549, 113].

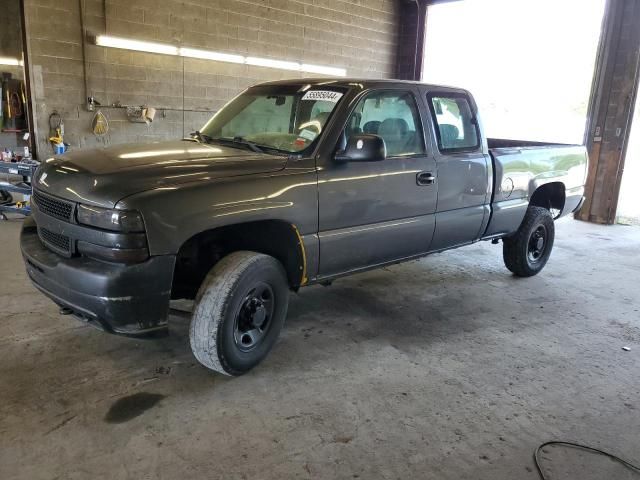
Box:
[201, 136, 289, 156]
[208, 136, 276, 154]
[189, 130, 215, 144]
[230, 136, 264, 153]
[203, 136, 260, 153]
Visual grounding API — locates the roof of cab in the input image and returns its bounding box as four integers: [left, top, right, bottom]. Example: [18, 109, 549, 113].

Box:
[253, 77, 468, 93]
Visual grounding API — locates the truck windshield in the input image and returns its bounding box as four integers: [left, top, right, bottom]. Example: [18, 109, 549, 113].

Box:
[199, 85, 346, 154]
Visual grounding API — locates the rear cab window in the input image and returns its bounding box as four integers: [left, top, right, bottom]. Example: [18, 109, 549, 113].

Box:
[428, 93, 480, 152]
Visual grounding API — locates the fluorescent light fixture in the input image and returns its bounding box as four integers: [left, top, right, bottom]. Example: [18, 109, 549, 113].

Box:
[179, 47, 244, 64]
[0, 57, 23, 66]
[246, 56, 301, 71]
[95, 35, 178, 56]
[94, 35, 347, 76]
[301, 64, 347, 77]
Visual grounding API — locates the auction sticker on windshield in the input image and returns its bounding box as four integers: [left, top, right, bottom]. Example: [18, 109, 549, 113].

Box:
[301, 90, 343, 103]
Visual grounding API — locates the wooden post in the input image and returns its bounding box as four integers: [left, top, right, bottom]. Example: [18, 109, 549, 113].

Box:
[578, 0, 640, 224]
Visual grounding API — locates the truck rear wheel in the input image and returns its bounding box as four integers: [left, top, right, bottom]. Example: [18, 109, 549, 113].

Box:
[502, 206, 555, 277]
[189, 251, 289, 376]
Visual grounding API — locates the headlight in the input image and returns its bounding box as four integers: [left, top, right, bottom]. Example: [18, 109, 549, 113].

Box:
[77, 204, 145, 232]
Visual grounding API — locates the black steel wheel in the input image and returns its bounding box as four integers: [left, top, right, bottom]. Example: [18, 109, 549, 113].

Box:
[503, 206, 555, 277]
[190, 251, 289, 376]
[527, 224, 548, 263]
[233, 283, 275, 352]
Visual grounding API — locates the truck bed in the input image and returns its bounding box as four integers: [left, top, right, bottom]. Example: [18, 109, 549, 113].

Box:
[487, 138, 568, 149]
[483, 138, 588, 238]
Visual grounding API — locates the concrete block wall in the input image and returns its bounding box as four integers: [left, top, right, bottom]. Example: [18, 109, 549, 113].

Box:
[1, 0, 22, 58]
[23, 0, 400, 158]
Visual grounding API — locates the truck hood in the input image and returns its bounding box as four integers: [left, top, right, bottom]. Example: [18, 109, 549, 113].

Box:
[33, 140, 288, 208]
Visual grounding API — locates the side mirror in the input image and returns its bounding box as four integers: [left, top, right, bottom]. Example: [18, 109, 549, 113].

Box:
[335, 134, 387, 162]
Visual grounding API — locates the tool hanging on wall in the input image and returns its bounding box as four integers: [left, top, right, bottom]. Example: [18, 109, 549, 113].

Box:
[1, 74, 27, 131]
[48, 111, 67, 154]
[126, 105, 156, 124]
[87, 96, 101, 112]
[91, 109, 109, 136]
[48, 110, 62, 136]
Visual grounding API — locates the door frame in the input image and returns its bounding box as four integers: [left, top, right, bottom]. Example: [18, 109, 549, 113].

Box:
[418, 86, 492, 249]
[315, 84, 440, 278]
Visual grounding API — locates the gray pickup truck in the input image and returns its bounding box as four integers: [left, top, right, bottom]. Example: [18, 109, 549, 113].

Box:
[21, 79, 587, 375]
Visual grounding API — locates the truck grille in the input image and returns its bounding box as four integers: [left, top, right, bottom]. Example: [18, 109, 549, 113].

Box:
[39, 227, 71, 253]
[33, 190, 74, 222]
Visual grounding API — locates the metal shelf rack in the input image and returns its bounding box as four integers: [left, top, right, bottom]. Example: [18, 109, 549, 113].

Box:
[0, 161, 39, 219]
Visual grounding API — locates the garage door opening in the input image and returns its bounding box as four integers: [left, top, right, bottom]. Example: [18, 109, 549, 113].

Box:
[422, 0, 606, 145]
[617, 91, 640, 225]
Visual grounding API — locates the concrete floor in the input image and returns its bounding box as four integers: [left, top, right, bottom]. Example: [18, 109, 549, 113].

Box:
[1, 217, 639, 479]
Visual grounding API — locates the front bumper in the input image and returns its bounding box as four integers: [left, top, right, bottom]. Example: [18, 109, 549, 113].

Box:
[21, 217, 175, 335]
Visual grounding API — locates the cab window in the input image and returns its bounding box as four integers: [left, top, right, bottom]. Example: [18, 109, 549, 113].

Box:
[429, 94, 479, 152]
[346, 91, 425, 157]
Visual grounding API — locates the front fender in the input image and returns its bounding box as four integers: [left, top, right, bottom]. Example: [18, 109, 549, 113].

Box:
[116, 168, 319, 256]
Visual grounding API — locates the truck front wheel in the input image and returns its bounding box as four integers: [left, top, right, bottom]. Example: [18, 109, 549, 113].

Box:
[502, 206, 555, 277]
[189, 251, 289, 375]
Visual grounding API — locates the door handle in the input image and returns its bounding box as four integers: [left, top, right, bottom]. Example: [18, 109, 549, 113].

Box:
[416, 171, 436, 186]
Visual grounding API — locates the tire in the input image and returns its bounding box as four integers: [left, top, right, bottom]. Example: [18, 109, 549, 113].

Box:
[503, 206, 555, 277]
[189, 251, 289, 376]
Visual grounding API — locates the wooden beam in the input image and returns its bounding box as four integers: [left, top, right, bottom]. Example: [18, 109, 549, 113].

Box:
[577, 0, 640, 224]
[395, 1, 428, 81]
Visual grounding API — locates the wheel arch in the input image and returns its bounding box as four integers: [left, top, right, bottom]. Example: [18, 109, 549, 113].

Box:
[171, 220, 307, 299]
[529, 181, 566, 218]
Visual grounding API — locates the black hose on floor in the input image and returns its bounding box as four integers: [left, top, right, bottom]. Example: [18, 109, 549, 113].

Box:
[535, 441, 640, 479]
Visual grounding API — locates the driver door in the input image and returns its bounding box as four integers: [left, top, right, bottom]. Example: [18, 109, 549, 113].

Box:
[317, 88, 438, 278]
